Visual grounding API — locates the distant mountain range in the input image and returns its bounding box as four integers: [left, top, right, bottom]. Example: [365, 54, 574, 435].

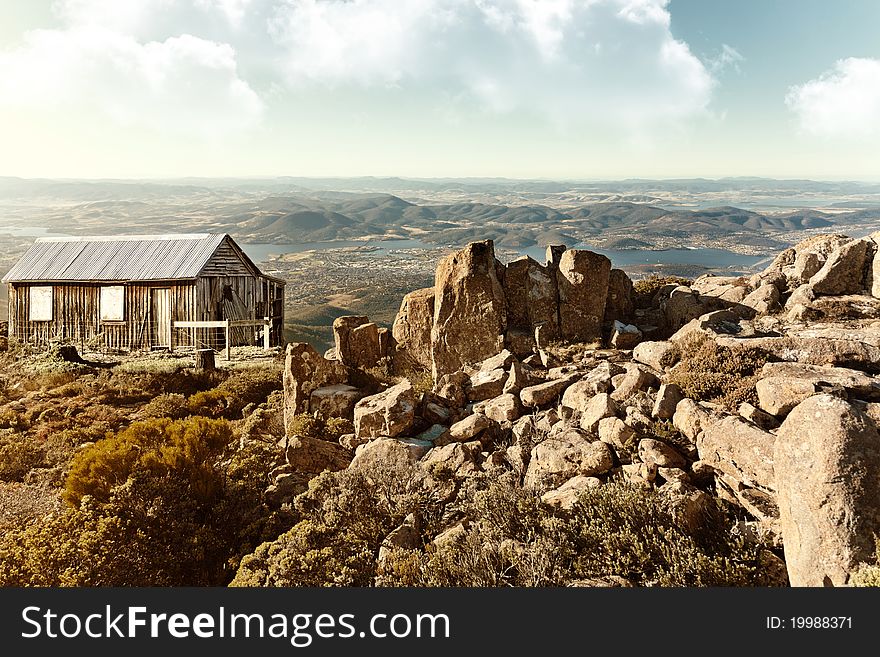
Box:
[3, 176, 880, 252]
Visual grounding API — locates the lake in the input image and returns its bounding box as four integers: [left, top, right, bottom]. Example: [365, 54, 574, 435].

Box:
[239, 239, 764, 274]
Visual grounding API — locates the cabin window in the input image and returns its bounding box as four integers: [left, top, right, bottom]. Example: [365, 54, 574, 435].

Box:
[29, 286, 53, 321]
[100, 285, 125, 321]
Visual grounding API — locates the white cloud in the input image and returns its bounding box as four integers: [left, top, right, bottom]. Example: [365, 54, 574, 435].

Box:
[269, 0, 715, 130]
[786, 57, 880, 138]
[0, 25, 263, 138]
[709, 44, 744, 74]
[3, 0, 716, 142]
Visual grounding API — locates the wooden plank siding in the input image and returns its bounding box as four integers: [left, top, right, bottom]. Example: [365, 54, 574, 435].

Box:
[5, 234, 286, 353]
[8, 273, 285, 351]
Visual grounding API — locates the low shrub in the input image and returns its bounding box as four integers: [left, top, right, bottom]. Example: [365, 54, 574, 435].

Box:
[852, 539, 880, 587]
[0, 432, 44, 482]
[667, 333, 769, 409]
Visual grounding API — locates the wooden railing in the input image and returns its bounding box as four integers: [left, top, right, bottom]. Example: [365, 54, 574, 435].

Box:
[172, 318, 273, 360]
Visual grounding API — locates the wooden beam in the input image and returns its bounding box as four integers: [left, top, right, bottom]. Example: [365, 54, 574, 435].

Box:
[174, 320, 227, 329]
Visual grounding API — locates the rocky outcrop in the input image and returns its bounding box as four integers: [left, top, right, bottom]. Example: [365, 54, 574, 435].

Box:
[391, 287, 435, 371]
[283, 342, 349, 430]
[431, 241, 507, 380]
[775, 395, 880, 586]
[556, 249, 611, 343]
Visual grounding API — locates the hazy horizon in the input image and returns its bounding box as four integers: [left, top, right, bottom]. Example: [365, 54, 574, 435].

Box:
[2, 1, 879, 180]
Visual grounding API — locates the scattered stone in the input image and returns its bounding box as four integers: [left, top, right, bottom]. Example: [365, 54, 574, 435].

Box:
[420, 443, 479, 479]
[738, 402, 780, 430]
[672, 398, 713, 442]
[378, 514, 421, 564]
[632, 340, 679, 371]
[520, 372, 581, 408]
[610, 367, 657, 402]
[353, 380, 417, 439]
[468, 368, 508, 401]
[524, 430, 615, 488]
[698, 416, 775, 493]
[350, 437, 421, 471]
[579, 393, 618, 432]
[541, 475, 602, 509]
[309, 383, 365, 420]
[638, 438, 687, 468]
[503, 361, 529, 395]
[755, 377, 819, 417]
[447, 413, 493, 442]
[609, 321, 642, 349]
[283, 434, 352, 474]
[435, 370, 470, 408]
[741, 283, 781, 315]
[597, 416, 636, 451]
[479, 393, 522, 423]
[652, 383, 684, 419]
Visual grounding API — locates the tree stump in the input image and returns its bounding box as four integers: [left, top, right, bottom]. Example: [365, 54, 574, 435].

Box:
[195, 348, 216, 371]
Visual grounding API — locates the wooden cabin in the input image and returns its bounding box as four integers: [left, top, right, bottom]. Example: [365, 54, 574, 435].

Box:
[2, 234, 285, 354]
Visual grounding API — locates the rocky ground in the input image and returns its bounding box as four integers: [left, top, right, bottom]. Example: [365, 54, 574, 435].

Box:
[261, 232, 880, 587]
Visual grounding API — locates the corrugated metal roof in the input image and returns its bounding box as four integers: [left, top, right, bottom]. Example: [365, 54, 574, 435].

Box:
[2, 233, 235, 282]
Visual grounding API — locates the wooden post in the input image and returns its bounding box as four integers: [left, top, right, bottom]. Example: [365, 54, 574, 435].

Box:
[224, 319, 230, 361]
[263, 317, 270, 349]
[195, 348, 215, 371]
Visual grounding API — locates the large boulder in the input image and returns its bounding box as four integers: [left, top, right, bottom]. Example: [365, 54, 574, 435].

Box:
[391, 287, 435, 371]
[756, 362, 880, 418]
[775, 395, 880, 586]
[333, 316, 383, 370]
[353, 380, 417, 439]
[555, 249, 611, 343]
[283, 342, 349, 430]
[604, 268, 635, 324]
[809, 238, 872, 296]
[715, 336, 880, 373]
[698, 416, 775, 493]
[432, 241, 507, 381]
[504, 256, 559, 338]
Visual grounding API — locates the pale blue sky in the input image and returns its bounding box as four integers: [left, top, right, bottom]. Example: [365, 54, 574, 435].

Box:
[0, 0, 878, 180]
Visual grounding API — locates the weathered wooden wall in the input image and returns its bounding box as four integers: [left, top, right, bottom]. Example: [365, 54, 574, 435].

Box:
[8, 273, 286, 351]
